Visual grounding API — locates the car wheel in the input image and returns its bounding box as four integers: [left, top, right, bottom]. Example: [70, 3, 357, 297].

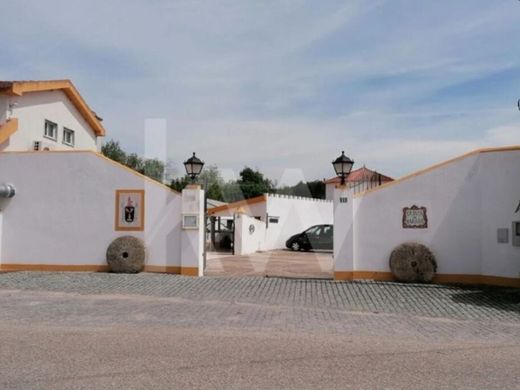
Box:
[291, 242, 301, 251]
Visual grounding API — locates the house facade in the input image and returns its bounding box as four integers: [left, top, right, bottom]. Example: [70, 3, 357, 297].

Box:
[0, 80, 105, 152]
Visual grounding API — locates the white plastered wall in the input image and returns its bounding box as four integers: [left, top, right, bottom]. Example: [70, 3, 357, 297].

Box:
[0, 151, 182, 269]
[334, 149, 520, 280]
[181, 186, 205, 276]
[234, 214, 266, 255]
[263, 194, 333, 251]
[1, 90, 99, 152]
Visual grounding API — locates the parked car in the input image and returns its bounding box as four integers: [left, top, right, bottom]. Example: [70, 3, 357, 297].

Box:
[285, 224, 333, 251]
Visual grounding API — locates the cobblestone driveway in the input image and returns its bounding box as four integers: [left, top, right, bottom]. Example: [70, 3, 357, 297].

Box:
[0, 271, 519, 323]
[1, 272, 520, 389]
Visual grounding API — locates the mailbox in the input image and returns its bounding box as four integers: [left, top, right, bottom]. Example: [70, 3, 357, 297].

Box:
[513, 221, 520, 247]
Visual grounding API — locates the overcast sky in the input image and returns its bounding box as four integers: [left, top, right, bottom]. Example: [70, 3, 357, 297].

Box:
[1, 1, 519, 185]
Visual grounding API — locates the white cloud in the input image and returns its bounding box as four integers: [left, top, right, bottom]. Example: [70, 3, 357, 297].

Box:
[485, 125, 520, 145]
[1, 0, 520, 186]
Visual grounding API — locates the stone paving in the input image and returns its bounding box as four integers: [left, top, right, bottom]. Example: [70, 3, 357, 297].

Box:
[205, 249, 333, 278]
[0, 271, 519, 323]
[2, 271, 520, 389]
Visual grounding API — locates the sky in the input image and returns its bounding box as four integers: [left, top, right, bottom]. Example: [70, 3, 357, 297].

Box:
[1, 0, 519, 185]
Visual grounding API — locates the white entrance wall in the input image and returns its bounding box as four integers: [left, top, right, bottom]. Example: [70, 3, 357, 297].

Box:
[0, 212, 3, 264]
[181, 185, 205, 276]
[333, 186, 353, 278]
[234, 213, 266, 255]
[333, 147, 520, 286]
[0, 151, 203, 275]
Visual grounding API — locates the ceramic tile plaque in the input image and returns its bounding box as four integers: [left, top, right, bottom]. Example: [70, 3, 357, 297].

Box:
[402, 205, 428, 229]
[115, 189, 145, 231]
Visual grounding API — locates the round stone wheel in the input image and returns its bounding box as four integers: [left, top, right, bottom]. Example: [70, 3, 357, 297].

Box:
[106, 236, 145, 273]
[389, 243, 437, 283]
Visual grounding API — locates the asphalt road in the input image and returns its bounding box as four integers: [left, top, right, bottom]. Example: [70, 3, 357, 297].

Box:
[1, 281, 519, 390]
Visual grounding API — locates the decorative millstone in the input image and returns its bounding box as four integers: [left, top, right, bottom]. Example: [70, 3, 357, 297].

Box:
[106, 236, 145, 273]
[389, 242, 437, 283]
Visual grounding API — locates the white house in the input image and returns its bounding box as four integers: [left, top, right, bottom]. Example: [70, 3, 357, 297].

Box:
[208, 193, 333, 254]
[0, 80, 105, 152]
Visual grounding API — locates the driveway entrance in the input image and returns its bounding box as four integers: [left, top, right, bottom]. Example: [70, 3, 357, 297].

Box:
[205, 250, 333, 278]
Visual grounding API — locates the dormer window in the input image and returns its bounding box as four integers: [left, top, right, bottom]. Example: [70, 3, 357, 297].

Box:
[63, 128, 75, 147]
[44, 120, 58, 141]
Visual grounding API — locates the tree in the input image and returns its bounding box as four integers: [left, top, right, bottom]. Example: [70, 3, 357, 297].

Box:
[101, 139, 165, 183]
[125, 153, 144, 173]
[237, 167, 274, 200]
[170, 176, 190, 192]
[276, 180, 326, 199]
[101, 140, 126, 164]
[306, 180, 326, 199]
[198, 165, 224, 200]
[143, 159, 165, 182]
[170, 164, 226, 200]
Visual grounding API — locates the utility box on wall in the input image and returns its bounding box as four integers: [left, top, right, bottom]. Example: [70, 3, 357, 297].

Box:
[512, 221, 520, 247]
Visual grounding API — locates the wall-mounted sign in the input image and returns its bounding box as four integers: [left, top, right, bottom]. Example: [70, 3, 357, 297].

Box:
[402, 205, 428, 229]
[249, 224, 255, 235]
[182, 214, 199, 230]
[115, 189, 145, 231]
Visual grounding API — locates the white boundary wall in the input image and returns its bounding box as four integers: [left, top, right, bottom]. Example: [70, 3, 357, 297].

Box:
[334, 148, 520, 284]
[0, 151, 202, 273]
[219, 194, 333, 253]
[264, 194, 333, 251]
[234, 214, 266, 255]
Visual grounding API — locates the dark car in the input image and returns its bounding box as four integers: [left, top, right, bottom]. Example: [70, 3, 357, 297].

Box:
[285, 224, 333, 251]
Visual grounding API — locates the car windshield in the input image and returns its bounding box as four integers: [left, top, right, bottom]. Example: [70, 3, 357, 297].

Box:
[305, 226, 320, 235]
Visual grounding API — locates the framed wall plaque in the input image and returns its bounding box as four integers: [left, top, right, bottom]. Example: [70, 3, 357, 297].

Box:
[402, 205, 428, 229]
[115, 189, 145, 231]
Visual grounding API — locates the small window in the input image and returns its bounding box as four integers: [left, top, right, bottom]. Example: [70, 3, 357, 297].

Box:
[322, 226, 332, 236]
[63, 128, 75, 147]
[44, 120, 58, 141]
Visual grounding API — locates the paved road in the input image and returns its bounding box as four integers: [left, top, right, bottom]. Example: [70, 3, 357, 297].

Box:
[0, 272, 519, 389]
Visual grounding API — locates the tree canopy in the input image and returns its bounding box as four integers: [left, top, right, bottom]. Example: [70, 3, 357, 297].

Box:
[101, 139, 165, 183]
[169, 164, 324, 202]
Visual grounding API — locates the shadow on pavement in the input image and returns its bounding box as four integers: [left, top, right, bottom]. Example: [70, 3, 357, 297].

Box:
[450, 285, 520, 313]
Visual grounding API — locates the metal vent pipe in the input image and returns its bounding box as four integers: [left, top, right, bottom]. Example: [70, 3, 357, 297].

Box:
[0, 183, 16, 198]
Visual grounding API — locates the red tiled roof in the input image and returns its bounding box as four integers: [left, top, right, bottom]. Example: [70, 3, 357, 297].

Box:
[324, 166, 393, 184]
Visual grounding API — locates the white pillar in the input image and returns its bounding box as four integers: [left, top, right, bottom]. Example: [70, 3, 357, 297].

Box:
[333, 185, 354, 280]
[0, 212, 3, 268]
[180, 185, 204, 276]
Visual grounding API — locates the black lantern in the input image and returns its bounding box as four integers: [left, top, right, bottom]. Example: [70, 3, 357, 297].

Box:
[332, 151, 354, 185]
[184, 152, 204, 182]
